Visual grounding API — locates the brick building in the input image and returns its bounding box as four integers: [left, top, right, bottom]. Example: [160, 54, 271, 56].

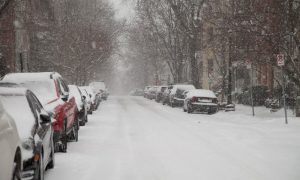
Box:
[0, 0, 30, 77]
[0, 0, 16, 76]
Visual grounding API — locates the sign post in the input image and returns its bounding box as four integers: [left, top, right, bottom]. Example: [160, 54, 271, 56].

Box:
[277, 53, 288, 124]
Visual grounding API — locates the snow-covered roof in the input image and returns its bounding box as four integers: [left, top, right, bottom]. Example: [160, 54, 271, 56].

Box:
[2, 72, 61, 83]
[186, 89, 217, 98]
[0, 87, 27, 95]
[2, 72, 59, 105]
[170, 84, 195, 94]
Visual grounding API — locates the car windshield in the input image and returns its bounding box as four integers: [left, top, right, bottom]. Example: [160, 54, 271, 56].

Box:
[20, 81, 57, 105]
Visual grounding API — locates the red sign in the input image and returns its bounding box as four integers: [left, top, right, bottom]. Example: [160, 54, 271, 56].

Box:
[277, 53, 285, 66]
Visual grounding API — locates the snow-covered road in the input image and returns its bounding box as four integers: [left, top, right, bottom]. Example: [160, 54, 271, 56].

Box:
[46, 96, 300, 180]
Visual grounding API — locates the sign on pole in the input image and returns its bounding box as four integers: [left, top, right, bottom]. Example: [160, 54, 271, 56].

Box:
[277, 53, 285, 66]
[245, 59, 251, 69]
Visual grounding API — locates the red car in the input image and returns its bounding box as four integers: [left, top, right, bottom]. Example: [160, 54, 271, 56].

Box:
[2, 72, 79, 152]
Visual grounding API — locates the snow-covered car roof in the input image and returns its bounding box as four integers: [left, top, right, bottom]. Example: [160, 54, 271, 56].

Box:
[0, 86, 27, 95]
[170, 84, 195, 94]
[2, 73, 59, 105]
[186, 89, 217, 98]
[2, 72, 62, 83]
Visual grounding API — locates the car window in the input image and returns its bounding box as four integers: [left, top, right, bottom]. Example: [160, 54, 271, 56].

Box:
[26, 92, 39, 122]
[59, 78, 69, 93]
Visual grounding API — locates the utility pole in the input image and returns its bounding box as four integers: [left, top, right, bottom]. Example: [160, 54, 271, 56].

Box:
[227, 36, 232, 105]
[246, 59, 255, 116]
[251, 64, 255, 116]
[277, 53, 288, 124]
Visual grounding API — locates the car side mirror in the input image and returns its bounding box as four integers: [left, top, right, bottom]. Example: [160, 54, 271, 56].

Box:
[40, 113, 51, 123]
[61, 94, 69, 102]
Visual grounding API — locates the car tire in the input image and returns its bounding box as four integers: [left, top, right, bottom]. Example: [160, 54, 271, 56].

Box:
[46, 138, 55, 170]
[12, 155, 21, 180]
[60, 119, 68, 153]
[71, 118, 79, 142]
[35, 153, 44, 180]
[187, 105, 193, 114]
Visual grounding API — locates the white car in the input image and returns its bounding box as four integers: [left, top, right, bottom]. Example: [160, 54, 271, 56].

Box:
[0, 87, 55, 180]
[79, 87, 93, 114]
[69, 85, 88, 126]
[89, 81, 109, 101]
[169, 84, 196, 107]
[183, 89, 218, 114]
[0, 98, 22, 180]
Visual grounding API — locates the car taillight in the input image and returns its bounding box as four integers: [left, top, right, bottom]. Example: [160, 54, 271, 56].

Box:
[191, 96, 197, 102]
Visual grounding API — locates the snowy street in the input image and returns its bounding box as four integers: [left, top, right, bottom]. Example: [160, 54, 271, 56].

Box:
[46, 96, 300, 180]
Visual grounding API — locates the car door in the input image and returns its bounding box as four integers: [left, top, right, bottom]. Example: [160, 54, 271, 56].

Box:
[58, 78, 75, 129]
[27, 92, 52, 167]
[0, 101, 19, 180]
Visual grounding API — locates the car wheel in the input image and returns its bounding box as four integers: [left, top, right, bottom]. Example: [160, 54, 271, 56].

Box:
[84, 114, 88, 123]
[35, 153, 44, 180]
[187, 105, 193, 114]
[71, 118, 79, 142]
[12, 155, 21, 180]
[47, 138, 55, 170]
[60, 119, 68, 153]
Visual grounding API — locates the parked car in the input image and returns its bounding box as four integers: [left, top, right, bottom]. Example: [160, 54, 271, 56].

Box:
[69, 85, 88, 126]
[155, 86, 168, 102]
[2, 72, 78, 152]
[129, 88, 144, 96]
[161, 88, 171, 105]
[169, 84, 196, 107]
[147, 86, 158, 100]
[183, 89, 218, 114]
[143, 86, 151, 98]
[0, 98, 22, 180]
[80, 86, 98, 111]
[79, 87, 93, 114]
[89, 81, 109, 101]
[0, 87, 55, 180]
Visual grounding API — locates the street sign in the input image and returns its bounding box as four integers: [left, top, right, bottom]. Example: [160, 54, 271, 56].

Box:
[277, 53, 285, 66]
